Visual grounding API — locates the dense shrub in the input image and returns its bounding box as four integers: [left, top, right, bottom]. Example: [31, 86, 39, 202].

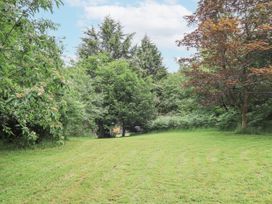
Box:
[215, 102, 272, 132]
[148, 112, 217, 131]
[248, 99, 272, 130]
[216, 109, 240, 130]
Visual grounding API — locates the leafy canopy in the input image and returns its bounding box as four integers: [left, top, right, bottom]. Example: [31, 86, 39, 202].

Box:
[78, 16, 135, 60]
[0, 0, 66, 146]
[94, 59, 156, 137]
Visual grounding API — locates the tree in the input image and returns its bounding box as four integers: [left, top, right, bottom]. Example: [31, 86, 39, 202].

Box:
[78, 17, 135, 60]
[0, 0, 65, 146]
[178, 0, 272, 130]
[94, 60, 156, 137]
[133, 35, 168, 80]
[156, 73, 196, 115]
[62, 63, 103, 137]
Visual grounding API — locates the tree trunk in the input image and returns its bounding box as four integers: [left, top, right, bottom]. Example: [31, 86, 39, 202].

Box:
[97, 121, 112, 138]
[122, 122, 126, 137]
[241, 92, 249, 130]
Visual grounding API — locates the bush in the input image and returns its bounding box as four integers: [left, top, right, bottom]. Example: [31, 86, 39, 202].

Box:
[215, 103, 272, 132]
[248, 99, 272, 130]
[148, 112, 217, 131]
[216, 109, 239, 130]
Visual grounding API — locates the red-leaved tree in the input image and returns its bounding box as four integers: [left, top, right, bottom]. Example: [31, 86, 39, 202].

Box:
[178, 0, 272, 129]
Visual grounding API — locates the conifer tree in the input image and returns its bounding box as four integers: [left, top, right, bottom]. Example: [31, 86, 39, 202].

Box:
[134, 35, 168, 80]
[78, 17, 135, 60]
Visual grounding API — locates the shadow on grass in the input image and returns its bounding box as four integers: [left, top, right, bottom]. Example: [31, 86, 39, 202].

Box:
[1, 128, 272, 151]
[0, 140, 60, 152]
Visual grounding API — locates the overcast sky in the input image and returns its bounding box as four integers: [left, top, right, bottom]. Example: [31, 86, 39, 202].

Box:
[41, 0, 197, 72]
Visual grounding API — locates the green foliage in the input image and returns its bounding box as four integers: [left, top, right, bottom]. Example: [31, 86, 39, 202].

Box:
[216, 108, 240, 130]
[156, 73, 195, 115]
[0, 0, 65, 146]
[62, 64, 102, 137]
[248, 99, 272, 130]
[149, 72, 219, 132]
[78, 52, 112, 78]
[94, 59, 156, 137]
[1, 0, 271, 148]
[149, 112, 216, 131]
[133, 35, 167, 80]
[78, 17, 135, 59]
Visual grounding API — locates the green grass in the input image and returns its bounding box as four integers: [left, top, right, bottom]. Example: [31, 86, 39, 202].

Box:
[1, 130, 272, 203]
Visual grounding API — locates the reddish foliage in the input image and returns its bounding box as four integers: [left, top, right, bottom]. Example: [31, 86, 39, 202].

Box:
[177, 0, 272, 128]
[178, 0, 272, 106]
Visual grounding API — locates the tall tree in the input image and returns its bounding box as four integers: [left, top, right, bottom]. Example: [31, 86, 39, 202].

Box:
[78, 17, 135, 59]
[94, 60, 156, 137]
[0, 0, 65, 146]
[133, 35, 168, 80]
[178, 0, 272, 130]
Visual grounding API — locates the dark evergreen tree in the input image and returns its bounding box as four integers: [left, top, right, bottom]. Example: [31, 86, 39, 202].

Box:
[133, 35, 168, 80]
[78, 17, 135, 60]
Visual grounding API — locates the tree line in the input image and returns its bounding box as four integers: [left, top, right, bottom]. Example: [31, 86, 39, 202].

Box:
[0, 0, 271, 147]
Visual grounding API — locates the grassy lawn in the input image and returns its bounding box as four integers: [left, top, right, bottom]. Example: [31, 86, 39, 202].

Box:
[1, 130, 272, 203]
